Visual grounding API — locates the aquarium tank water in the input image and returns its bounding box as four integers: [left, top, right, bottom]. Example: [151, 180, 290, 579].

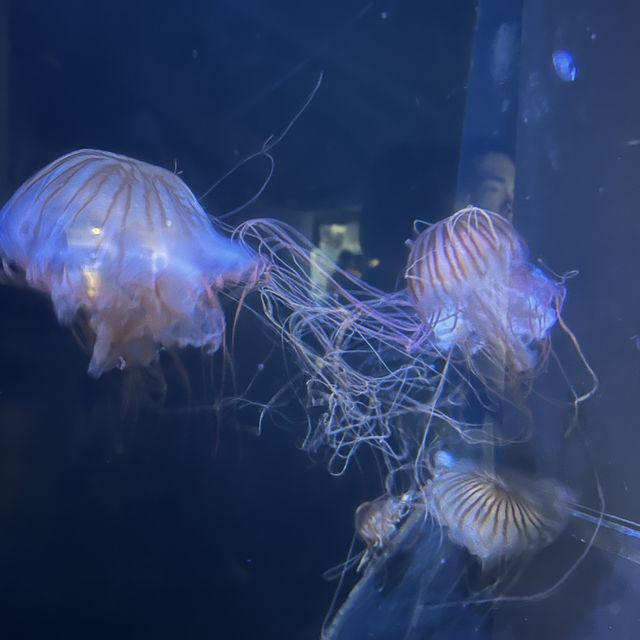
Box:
[0, 1, 638, 639]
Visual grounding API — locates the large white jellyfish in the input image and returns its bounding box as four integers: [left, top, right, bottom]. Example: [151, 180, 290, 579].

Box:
[0, 149, 264, 377]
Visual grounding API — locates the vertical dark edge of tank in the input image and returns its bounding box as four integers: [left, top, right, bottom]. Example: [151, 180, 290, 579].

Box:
[455, 0, 523, 201]
[453, 0, 524, 469]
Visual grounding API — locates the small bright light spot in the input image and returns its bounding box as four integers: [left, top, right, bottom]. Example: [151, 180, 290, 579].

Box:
[91, 226, 102, 235]
[552, 50, 578, 82]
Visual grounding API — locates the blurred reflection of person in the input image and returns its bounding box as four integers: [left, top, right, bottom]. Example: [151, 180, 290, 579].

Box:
[460, 150, 515, 220]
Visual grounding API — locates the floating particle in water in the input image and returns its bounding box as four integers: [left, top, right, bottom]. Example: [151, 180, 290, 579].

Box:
[552, 50, 578, 82]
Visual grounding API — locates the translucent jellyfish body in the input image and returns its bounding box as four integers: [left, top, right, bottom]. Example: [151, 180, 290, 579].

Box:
[355, 494, 411, 551]
[426, 452, 571, 565]
[0, 149, 262, 376]
[406, 206, 565, 377]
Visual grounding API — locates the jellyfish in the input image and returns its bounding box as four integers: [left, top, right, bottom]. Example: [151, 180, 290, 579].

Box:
[353, 493, 413, 570]
[0, 149, 264, 377]
[426, 450, 571, 566]
[405, 206, 565, 381]
[424, 450, 640, 572]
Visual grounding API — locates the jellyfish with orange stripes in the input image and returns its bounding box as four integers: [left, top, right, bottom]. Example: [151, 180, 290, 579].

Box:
[402, 205, 598, 424]
[405, 207, 564, 384]
[0, 149, 265, 377]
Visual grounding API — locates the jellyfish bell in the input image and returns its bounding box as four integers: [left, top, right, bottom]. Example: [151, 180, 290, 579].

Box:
[353, 492, 413, 571]
[405, 206, 566, 382]
[0, 149, 265, 377]
[426, 450, 572, 567]
[355, 494, 412, 551]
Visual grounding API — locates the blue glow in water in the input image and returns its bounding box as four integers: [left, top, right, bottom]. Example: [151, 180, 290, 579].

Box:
[552, 50, 578, 82]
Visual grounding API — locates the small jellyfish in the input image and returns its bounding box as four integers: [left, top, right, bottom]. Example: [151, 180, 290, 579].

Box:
[354, 493, 412, 569]
[405, 207, 565, 381]
[0, 149, 264, 376]
[426, 451, 571, 566]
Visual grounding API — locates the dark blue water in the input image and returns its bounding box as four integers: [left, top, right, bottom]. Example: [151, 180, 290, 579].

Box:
[0, 1, 639, 639]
